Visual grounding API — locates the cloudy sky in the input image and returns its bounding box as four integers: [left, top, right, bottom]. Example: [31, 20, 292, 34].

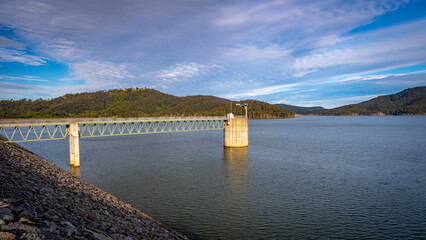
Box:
[0, 0, 425, 108]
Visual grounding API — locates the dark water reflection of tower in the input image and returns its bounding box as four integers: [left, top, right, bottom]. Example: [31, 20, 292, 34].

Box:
[224, 147, 249, 184]
[223, 147, 250, 231]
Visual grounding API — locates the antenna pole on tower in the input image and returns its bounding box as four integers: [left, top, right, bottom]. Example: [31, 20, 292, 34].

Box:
[230, 96, 232, 114]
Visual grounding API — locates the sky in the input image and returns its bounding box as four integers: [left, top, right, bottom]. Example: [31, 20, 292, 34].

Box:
[0, 0, 425, 108]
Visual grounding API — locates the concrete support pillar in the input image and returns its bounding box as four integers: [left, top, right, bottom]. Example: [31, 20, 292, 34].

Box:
[70, 166, 81, 177]
[68, 123, 80, 167]
[224, 117, 248, 148]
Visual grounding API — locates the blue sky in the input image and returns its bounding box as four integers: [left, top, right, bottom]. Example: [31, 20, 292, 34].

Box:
[0, 0, 425, 108]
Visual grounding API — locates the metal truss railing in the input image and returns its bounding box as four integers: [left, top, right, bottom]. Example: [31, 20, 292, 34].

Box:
[79, 119, 225, 138]
[0, 118, 226, 142]
[0, 124, 68, 142]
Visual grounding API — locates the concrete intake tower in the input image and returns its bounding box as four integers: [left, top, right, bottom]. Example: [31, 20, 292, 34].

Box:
[224, 116, 248, 148]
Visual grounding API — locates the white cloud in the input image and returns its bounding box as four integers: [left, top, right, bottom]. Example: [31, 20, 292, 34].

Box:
[0, 48, 47, 66]
[41, 39, 82, 61]
[292, 70, 317, 78]
[67, 60, 135, 86]
[222, 44, 290, 62]
[147, 62, 223, 87]
[228, 83, 300, 98]
[308, 34, 351, 49]
[0, 82, 49, 99]
[296, 95, 380, 108]
[293, 49, 359, 71]
[214, 1, 289, 26]
[213, 0, 408, 49]
[158, 62, 208, 79]
[293, 19, 426, 74]
[0, 81, 108, 99]
[214, 0, 407, 28]
[0, 74, 49, 82]
[374, 72, 426, 86]
[0, 36, 25, 48]
[331, 70, 426, 83]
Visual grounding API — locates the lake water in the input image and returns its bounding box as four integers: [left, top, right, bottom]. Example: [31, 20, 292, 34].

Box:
[19, 116, 426, 239]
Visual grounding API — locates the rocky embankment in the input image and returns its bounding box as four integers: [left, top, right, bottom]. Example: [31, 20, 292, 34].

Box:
[0, 136, 188, 239]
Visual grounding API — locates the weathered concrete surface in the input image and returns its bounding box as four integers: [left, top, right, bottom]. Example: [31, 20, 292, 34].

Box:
[224, 118, 248, 147]
[0, 136, 188, 239]
[68, 122, 80, 167]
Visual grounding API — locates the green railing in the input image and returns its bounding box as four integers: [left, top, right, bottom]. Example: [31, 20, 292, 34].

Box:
[0, 124, 68, 142]
[79, 119, 225, 138]
[0, 117, 227, 142]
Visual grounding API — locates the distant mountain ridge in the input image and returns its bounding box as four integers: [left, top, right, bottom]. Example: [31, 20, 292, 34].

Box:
[274, 104, 326, 114]
[276, 87, 426, 115]
[0, 88, 294, 119]
[321, 87, 426, 115]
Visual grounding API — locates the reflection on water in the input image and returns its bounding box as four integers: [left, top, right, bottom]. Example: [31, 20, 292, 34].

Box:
[224, 147, 249, 196]
[223, 147, 251, 237]
[70, 166, 80, 177]
[224, 147, 249, 162]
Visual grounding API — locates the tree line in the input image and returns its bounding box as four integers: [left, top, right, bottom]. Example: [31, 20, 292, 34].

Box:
[0, 88, 295, 119]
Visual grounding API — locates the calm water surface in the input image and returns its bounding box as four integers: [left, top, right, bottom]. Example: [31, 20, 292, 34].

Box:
[20, 116, 426, 239]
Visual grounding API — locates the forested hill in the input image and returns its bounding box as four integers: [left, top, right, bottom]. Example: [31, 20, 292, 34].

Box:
[321, 86, 426, 116]
[275, 104, 326, 114]
[0, 88, 294, 119]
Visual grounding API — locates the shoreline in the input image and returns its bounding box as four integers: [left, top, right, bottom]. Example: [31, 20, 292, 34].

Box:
[294, 113, 426, 117]
[0, 136, 188, 239]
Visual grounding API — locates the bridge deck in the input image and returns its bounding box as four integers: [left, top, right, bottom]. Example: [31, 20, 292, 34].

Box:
[0, 116, 227, 127]
[0, 117, 227, 142]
